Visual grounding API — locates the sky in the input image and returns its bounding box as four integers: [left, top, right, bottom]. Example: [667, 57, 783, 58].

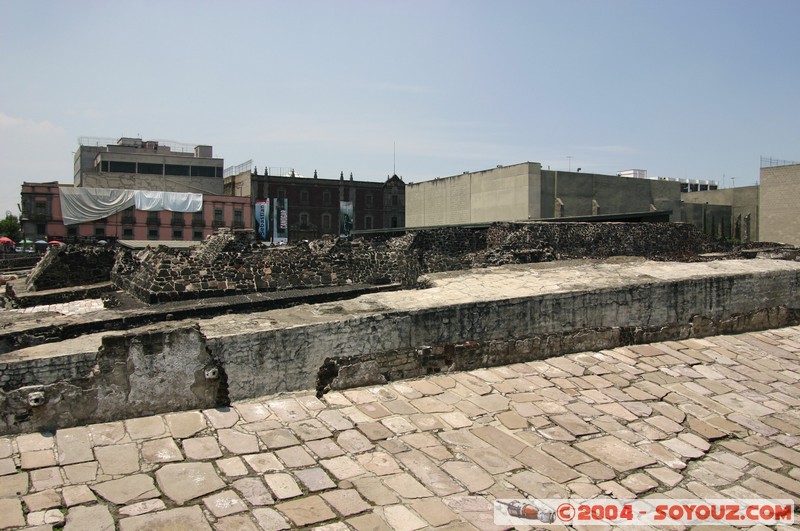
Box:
[1, 0, 799, 218]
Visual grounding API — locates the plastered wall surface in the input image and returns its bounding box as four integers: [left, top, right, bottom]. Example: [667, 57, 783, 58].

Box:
[2, 258, 799, 434]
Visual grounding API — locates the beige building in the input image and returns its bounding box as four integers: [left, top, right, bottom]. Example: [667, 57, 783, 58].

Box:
[760, 162, 800, 245]
[405, 162, 682, 227]
[74, 137, 225, 195]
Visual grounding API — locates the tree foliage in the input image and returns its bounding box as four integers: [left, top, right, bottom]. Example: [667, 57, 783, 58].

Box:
[0, 214, 22, 241]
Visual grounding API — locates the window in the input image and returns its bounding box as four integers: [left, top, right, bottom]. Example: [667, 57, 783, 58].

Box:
[171, 212, 184, 226]
[391, 216, 398, 228]
[277, 188, 286, 201]
[147, 211, 160, 225]
[233, 209, 243, 227]
[193, 230, 204, 240]
[121, 206, 135, 224]
[322, 190, 331, 205]
[300, 190, 309, 204]
[148, 228, 158, 240]
[191, 166, 217, 177]
[67, 226, 77, 237]
[164, 164, 190, 176]
[213, 207, 224, 227]
[34, 201, 47, 216]
[109, 161, 136, 173]
[138, 162, 162, 175]
[322, 213, 332, 230]
[192, 211, 204, 226]
[123, 228, 134, 238]
[172, 229, 183, 240]
[101, 161, 110, 172]
[94, 227, 105, 238]
[299, 213, 309, 228]
[366, 193, 373, 208]
[36, 224, 46, 236]
[392, 194, 398, 206]
[364, 215, 373, 230]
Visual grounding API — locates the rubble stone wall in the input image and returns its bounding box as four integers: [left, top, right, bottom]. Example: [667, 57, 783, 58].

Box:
[25, 245, 116, 292]
[111, 223, 724, 303]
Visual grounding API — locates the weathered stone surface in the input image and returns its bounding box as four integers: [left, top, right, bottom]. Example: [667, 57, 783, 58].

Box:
[295, 467, 337, 492]
[276, 495, 336, 527]
[55, 427, 93, 465]
[203, 489, 248, 517]
[140, 437, 183, 464]
[92, 474, 161, 505]
[252, 508, 290, 531]
[0, 498, 25, 529]
[232, 477, 274, 506]
[119, 505, 211, 531]
[164, 411, 206, 439]
[64, 504, 115, 531]
[576, 435, 657, 472]
[263, 473, 302, 500]
[155, 462, 225, 504]
[95, 443, 139, 475]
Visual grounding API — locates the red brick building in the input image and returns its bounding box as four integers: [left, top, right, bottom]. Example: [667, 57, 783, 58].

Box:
[224, 168, 405, 240]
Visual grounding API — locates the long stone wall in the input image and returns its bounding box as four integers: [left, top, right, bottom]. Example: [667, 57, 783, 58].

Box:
[111, 222, 725, 303]
[2, 258, 799, 435]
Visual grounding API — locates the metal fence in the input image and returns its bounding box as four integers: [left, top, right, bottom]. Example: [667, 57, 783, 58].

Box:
[760, 156, 800, 168]
[223, 160, 253, 178]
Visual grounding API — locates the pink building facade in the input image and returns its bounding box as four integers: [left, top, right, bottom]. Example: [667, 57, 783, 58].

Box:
[21, 182, 251, 243]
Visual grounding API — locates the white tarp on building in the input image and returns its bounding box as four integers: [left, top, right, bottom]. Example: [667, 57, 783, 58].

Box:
[60, 187, 203, 225]
[134, 190, 203, 212]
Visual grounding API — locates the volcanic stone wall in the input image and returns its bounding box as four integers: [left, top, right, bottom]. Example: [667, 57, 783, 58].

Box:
[111, 230, 412, 303]
[111, 223, 724, 303]
[25, 245, 116, 292]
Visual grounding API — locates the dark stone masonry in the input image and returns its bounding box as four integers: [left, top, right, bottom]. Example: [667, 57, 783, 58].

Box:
[106, 222, 728, 304]
[25, 244, 116, 292]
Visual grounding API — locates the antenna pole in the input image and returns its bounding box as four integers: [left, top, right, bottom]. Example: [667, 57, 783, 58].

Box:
[393, 142, 396, 175]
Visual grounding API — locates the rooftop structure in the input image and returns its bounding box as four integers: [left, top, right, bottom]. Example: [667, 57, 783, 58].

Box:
[74, 136, 224, 195]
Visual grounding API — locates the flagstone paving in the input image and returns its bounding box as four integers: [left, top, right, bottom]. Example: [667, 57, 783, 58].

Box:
[1, 327, 800, 530]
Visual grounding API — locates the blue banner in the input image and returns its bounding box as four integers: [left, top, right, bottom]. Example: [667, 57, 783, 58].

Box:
[255, 200, 269, 240]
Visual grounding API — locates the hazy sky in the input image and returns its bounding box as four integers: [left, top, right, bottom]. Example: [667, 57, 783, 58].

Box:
[1, 0, 798, 218]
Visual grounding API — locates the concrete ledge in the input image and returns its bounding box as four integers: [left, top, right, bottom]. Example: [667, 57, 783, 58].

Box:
[1, 259, 799, 435]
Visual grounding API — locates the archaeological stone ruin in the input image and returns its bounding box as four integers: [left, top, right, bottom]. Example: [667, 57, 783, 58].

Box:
[1, 222, 799, 435]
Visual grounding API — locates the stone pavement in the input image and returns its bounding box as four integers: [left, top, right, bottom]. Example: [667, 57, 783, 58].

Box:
[8, 299, 105, 317]
[1, 327, 800, 530]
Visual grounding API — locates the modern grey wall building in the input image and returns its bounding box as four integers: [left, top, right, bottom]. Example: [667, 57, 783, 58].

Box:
[405, 162, 682, 227]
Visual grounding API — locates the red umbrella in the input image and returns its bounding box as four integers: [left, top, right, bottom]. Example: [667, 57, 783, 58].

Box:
[0, 237, 12, 244]
[48, 241, 65, 245]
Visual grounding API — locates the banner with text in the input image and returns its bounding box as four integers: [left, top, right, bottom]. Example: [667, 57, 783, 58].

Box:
[273, 197, 288, 244]
[339, 201, 354, 237]
[254, 200, 269, 240]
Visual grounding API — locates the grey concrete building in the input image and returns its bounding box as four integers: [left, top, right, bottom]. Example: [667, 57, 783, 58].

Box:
[680, 185, 759, 242]
[405, 162, 682, 227]
[74, 137, 225, 195]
